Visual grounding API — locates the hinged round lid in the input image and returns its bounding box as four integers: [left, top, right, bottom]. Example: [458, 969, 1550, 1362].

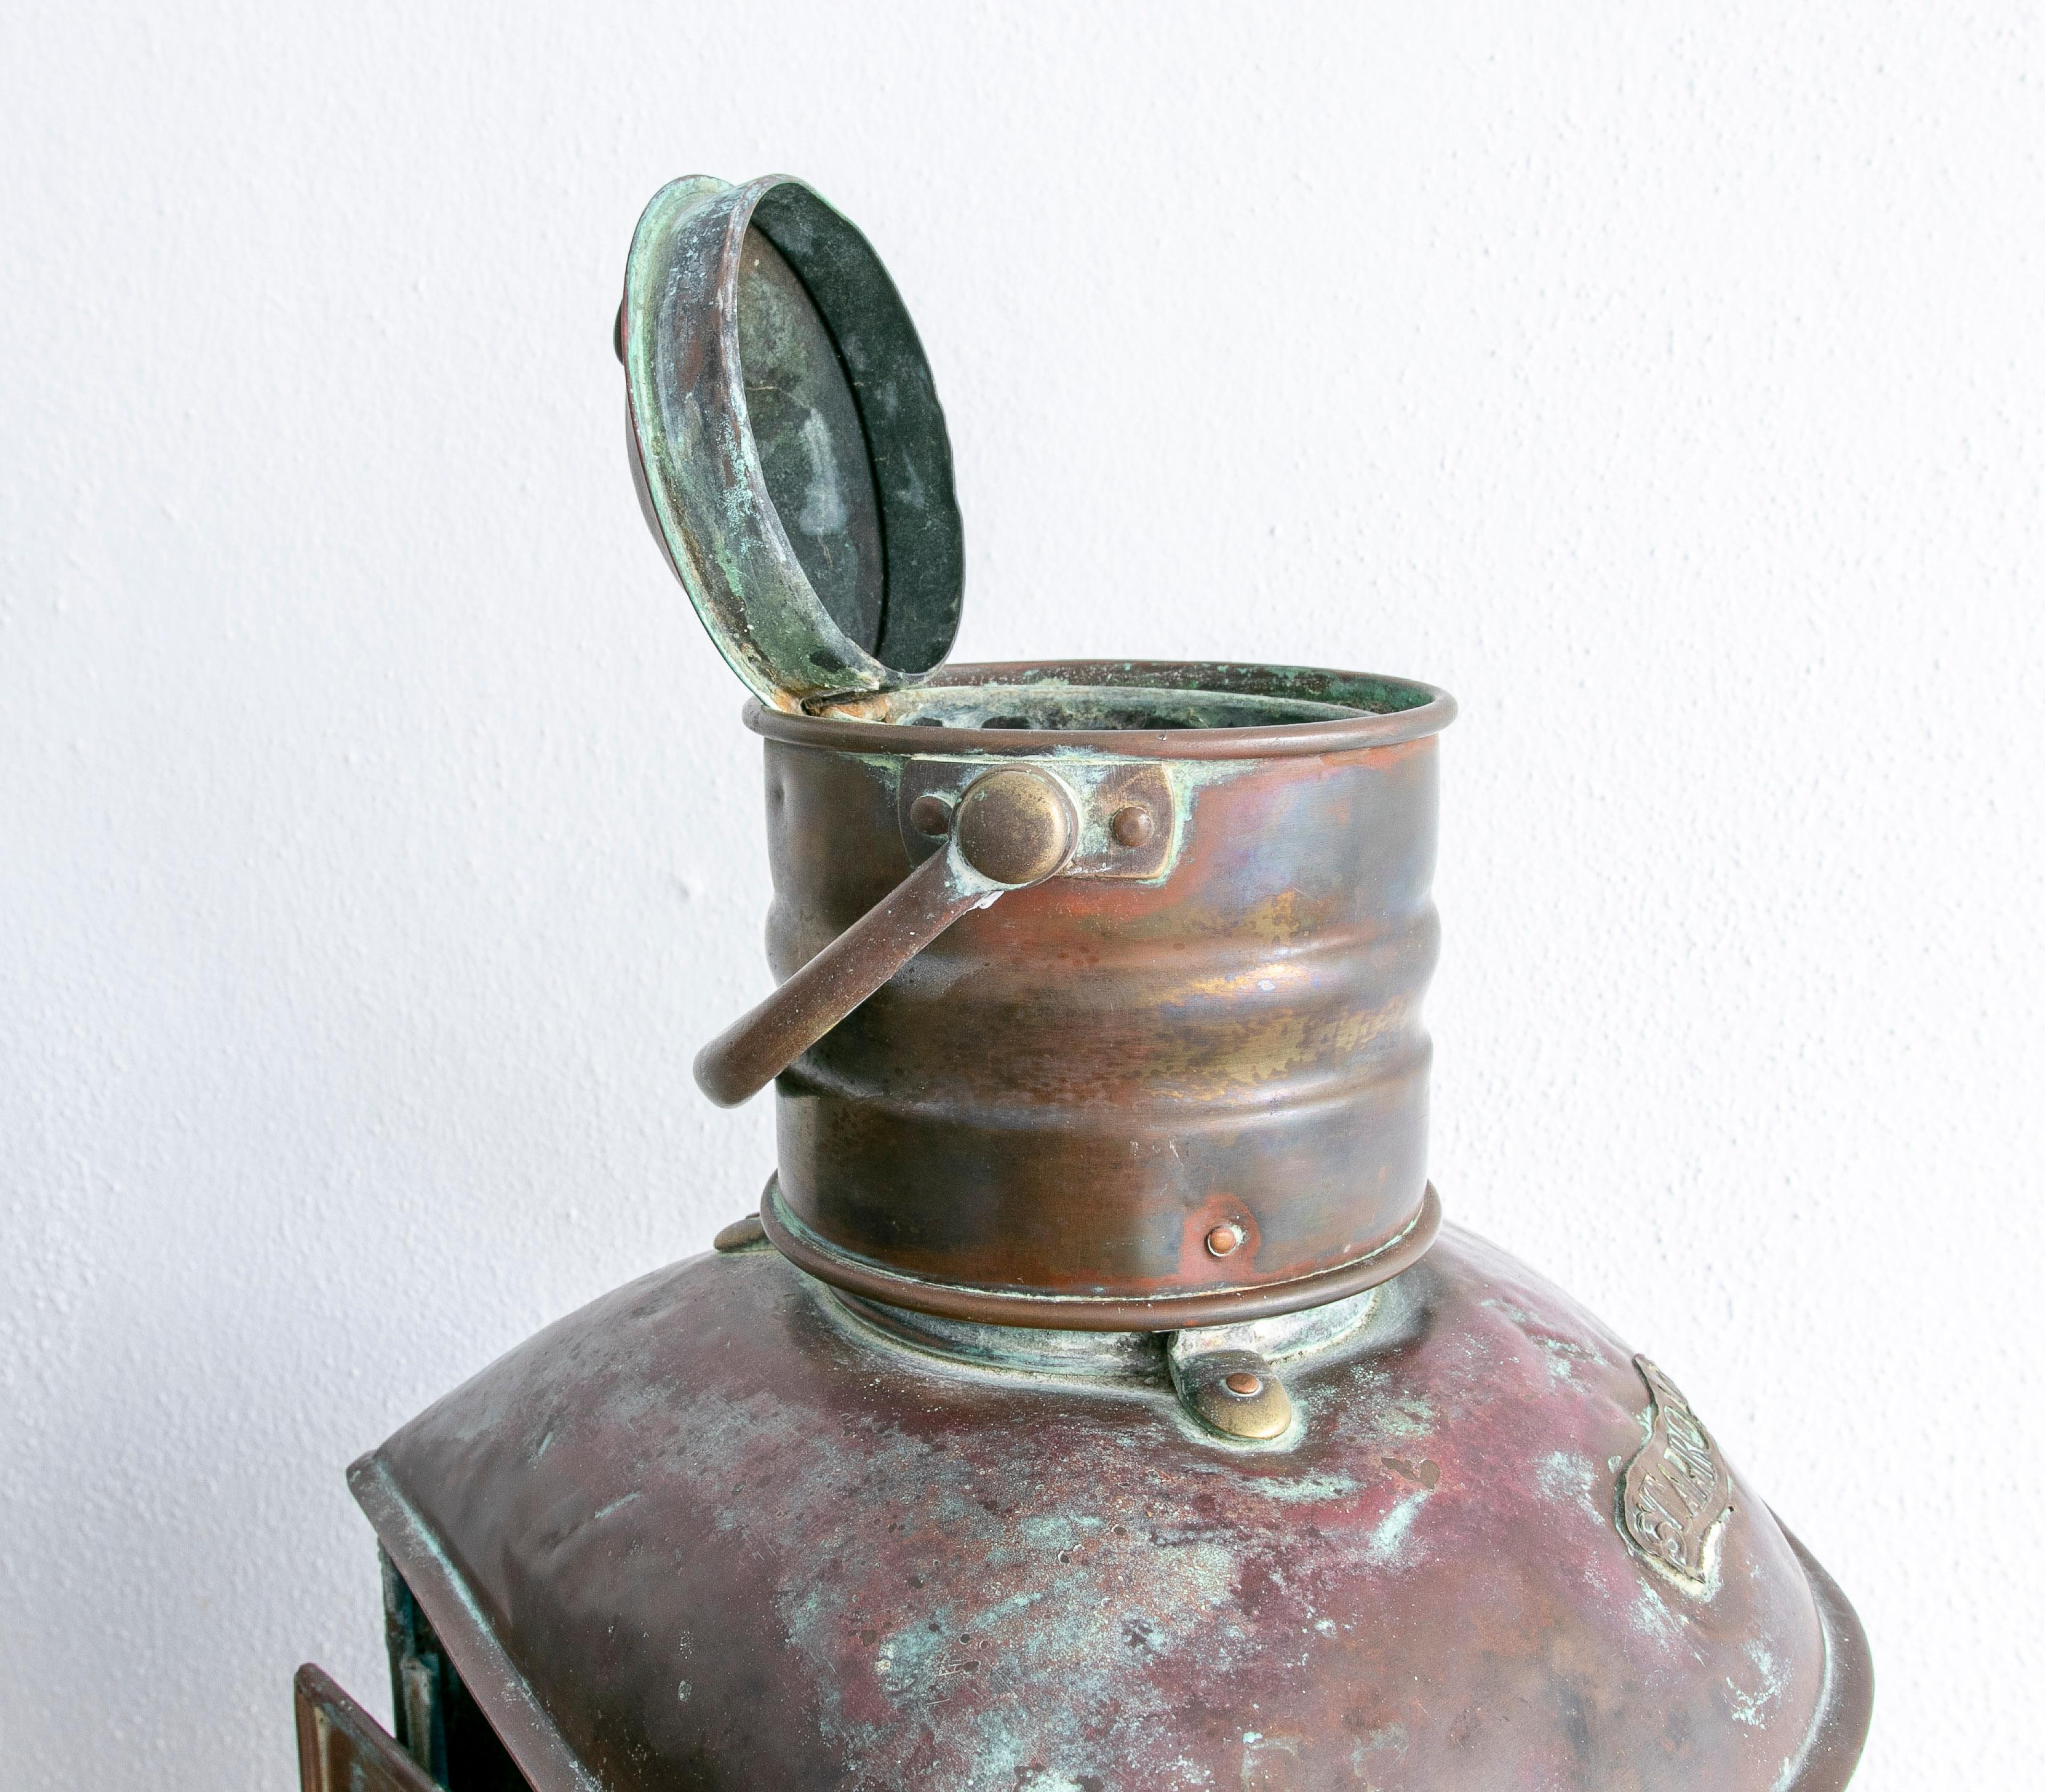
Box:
[621, 175, 965, 711]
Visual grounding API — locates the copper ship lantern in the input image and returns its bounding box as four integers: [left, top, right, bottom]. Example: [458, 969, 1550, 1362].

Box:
[295, 174, 1873, 1791]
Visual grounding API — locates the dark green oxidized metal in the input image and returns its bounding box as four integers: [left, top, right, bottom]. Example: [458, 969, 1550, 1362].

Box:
[298, 169, 1871, 1792]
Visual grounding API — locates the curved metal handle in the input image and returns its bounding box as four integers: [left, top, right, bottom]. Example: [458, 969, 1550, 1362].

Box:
[693, 767, 1078, 1107]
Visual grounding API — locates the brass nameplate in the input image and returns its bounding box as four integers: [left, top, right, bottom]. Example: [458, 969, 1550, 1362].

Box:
[1620, 1355, 1734, 1593]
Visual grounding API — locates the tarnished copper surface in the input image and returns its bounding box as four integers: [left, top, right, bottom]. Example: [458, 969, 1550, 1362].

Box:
[746, 661, 1451, 1325]
[354, 1225, 1871, 1791]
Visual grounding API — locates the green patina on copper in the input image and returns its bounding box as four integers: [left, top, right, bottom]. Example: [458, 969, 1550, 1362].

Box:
[623, 175, 963, 709]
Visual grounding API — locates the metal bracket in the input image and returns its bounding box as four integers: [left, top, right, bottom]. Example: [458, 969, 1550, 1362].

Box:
[898, 757, 1180, 881]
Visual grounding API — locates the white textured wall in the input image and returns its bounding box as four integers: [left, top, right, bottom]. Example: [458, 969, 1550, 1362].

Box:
[4, 4, 2038, 1786]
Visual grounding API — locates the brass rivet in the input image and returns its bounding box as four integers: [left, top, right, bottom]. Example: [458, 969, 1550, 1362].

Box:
[1205, 1223, 1242, 1258]
[1222, 1372, 1263, 1398]
[954, 768, 1076, 885]
[713, 1214, 766, 1253]
[908, 793, 952, 837]
[1110, 805, 1156, 848]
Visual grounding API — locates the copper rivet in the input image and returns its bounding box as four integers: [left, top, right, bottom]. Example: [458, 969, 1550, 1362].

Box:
[1222, 1372, 1263, 1398]
[1205, 1224, 1242, 1257]
[1110, 805, 1156, 848]
[909, 794, 952, 837]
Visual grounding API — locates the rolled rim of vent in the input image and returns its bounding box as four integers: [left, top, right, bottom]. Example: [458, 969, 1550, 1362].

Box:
[750, 659, 1457, 759]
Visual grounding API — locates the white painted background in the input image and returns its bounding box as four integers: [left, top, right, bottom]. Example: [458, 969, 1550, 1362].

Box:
[4, 4, 2039, 1786]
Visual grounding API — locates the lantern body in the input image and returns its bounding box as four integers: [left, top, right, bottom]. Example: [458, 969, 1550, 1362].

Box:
[343, 1226, 1870, 1792]
[292, 171, 1871, 1792]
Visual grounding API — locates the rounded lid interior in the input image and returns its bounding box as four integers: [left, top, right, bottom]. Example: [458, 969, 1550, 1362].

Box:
[622, 175, 965, 710]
